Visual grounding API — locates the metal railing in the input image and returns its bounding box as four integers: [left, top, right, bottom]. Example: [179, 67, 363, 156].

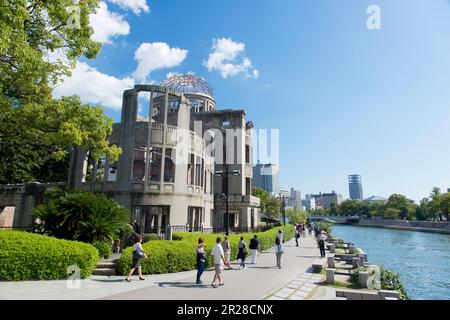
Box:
[170, 225, 214, 233]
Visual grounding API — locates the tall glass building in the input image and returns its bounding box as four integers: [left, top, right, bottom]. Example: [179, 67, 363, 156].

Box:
[348, 174, 363, 200]
[253, 162, 280, 195]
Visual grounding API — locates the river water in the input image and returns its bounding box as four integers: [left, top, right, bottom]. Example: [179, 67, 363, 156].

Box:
[332, 225, 450, 300]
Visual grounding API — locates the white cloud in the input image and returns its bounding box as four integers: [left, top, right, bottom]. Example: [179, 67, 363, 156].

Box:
[132, 42, 188, 82]
[90, 2, 130, 44]
[107, 0, 150, 15]
[53, 61, 135, 110]
[203, 38, 259, 79]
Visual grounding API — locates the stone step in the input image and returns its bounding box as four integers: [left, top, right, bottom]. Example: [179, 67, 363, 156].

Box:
[96, 261, 116, 268]
[92, 268, 117, 276]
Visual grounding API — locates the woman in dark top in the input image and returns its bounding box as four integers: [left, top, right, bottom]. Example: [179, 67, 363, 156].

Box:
[196, 238, 206, 284]
[237, 236, 248, 269]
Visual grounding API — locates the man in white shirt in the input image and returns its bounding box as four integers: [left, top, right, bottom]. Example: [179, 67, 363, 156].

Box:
[211, 237, 229, 288]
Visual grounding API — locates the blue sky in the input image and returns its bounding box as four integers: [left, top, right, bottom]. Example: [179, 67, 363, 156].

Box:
[58, 0, 450, 201]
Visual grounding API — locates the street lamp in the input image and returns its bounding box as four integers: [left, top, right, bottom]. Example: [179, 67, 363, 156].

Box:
[214, 164, 240, 236]
[278, 193, 290, 226]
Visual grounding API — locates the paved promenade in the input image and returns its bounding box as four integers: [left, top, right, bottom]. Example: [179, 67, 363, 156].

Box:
[0, 235, 323, 300]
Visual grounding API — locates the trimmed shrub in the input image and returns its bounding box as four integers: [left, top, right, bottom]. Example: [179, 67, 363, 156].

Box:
[117, 225, 294, 275]
[0, 230, 99, 281]
[143, 233, 160, 243]
[92, 241, 112, 259]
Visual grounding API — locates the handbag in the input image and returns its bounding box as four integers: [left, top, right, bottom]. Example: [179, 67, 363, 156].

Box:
[133, 248, 145, 259]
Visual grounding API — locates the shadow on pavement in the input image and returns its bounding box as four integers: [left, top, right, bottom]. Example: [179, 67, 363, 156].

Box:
[91, 278, 129, 283]
[247, 266, 279, 270]
[157, 282, 208, 289]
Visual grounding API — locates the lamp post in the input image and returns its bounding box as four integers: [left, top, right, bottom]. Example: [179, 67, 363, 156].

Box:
[278, 193, 289, 226]
[214, 164, 240, 236]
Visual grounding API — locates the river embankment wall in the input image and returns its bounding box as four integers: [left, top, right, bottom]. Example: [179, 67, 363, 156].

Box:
[311, 216, 450, 235]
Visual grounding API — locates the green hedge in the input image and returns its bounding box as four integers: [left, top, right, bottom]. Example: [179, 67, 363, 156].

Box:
[0, 230, 99, 281]
[117, 225, 294, 276]
[92, 241, 112, 259]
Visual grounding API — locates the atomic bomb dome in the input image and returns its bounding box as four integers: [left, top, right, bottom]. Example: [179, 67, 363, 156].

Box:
[160, 74, 214, 100]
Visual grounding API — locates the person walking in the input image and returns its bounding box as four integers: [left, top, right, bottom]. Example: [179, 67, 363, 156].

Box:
[277, 230, 284, 243]
[237, 236, 248, 269]
[125, 235, 147, 282]
[221, 236, 232, 269]
[274, 236, 284, 268]
[302, 223, 306, 238]
[211, 237, 229, 288]
[318, 231, 327, 258]
[133, 220, 141, 234]
[295, 227, 300, 246]
[249, 235, 260, 264]
[196, 238, 206, 284]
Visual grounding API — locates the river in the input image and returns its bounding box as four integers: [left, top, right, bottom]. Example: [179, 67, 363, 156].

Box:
[332, 224, 450, 300]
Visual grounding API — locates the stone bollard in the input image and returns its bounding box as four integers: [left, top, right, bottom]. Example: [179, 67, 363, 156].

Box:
[326, 268, 335, 284]
[352, 257, 362, 268]
[358, 271, 370, 288]
[327, 256, 335, 268]
[329, 243, 336, 253]
[348, 245, 355, 254]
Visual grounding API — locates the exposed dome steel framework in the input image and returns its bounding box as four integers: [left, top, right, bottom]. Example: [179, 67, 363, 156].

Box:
[160, 74, 214, 99]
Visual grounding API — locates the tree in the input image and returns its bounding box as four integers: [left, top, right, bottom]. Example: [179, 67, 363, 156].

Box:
[387, 194, 415, 220]
[338, 199, 365, 216]
[1, 0, 101, 106]
[429, 187, 443, 221]
[439, 193, 450, 221]
[0, 96, 121, 184]
[0, 0, 121, 184]
[415, 198, 431, 221]
[32, 188, 130, 243]
[385, 208, 401, 219]
[252, 187, 281, 219]
[286, 208, 308, 224]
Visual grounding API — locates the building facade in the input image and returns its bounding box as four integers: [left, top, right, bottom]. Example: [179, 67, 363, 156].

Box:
[252, 162, 280, 195]
[348, 174, 363, 200]
[67, 74, 260, 234]
[288, 188, 302, 210]
[311, 191, 344, 210]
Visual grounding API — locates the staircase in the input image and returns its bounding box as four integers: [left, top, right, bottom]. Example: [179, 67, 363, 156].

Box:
[92, 253, 121, 276]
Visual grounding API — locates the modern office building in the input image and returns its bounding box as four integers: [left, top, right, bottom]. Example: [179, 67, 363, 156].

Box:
[288, 188, 302, 210]
[252, 162, 280, 195]
[348, 174, 363, 200]
[311, 191, 344, 210]
[301, 198, 315, 211]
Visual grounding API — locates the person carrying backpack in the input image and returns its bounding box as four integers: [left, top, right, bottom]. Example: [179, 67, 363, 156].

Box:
[237, 237, 248, 269]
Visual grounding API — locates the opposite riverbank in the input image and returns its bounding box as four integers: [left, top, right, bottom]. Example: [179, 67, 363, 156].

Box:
[311, 216, 450, 235]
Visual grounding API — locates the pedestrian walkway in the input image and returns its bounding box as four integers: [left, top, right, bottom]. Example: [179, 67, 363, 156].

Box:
[0, 234, 322, 300]
[262, 269, 323, 300]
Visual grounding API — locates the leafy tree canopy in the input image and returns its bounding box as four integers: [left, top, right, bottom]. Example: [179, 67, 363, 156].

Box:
[0, 0, 121, 184]
[252, 187, 281, 220]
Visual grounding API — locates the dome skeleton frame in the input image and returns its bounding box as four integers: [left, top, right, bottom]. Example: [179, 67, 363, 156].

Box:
[160, 74, 214, 99]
